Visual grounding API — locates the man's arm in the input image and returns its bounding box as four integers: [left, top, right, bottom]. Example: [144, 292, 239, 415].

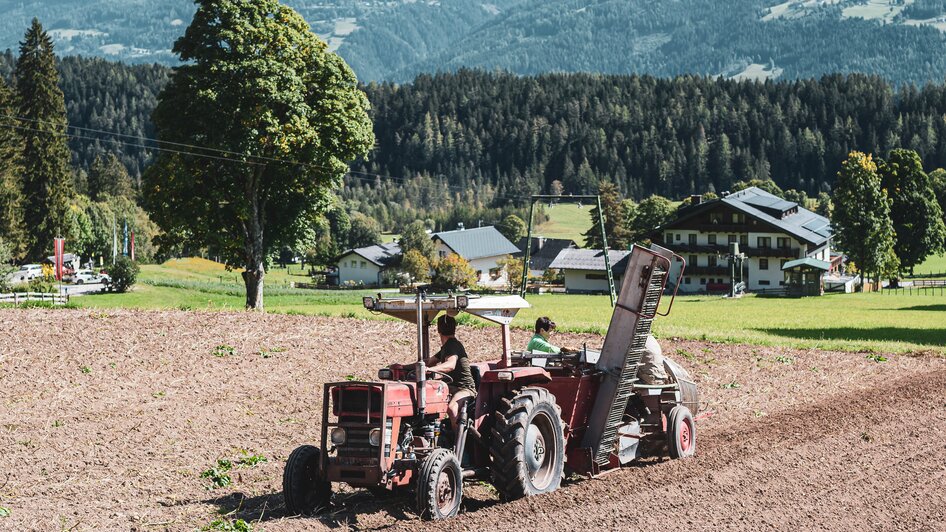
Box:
[428, 354, 458, 374]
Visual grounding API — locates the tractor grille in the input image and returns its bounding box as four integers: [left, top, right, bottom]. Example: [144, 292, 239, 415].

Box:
[333, 386, 382, 417]
[335, 424, 378, 465]
[593, 267, 665, 466]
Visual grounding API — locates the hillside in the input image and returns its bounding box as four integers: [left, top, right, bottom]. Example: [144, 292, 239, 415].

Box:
[4, 1, 946, 84]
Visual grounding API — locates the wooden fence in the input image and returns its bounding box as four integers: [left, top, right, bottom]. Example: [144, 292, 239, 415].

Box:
[0, 292, 70, 306]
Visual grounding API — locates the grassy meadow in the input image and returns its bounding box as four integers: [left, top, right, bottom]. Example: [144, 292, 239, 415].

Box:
[63, 257, 946, 355]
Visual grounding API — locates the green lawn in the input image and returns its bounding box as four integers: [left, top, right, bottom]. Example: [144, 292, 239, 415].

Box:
[534, 203, 593, 245]
[912, 253, 946, 277]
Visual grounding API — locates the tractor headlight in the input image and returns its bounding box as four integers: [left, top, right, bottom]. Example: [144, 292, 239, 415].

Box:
[496, 371, 514, 381]
[368, 428, 382, 447]
[362, 296, 375, 310]
[330, 427, 347, 445]
[456, 295, 469, 309]
[378, 368, 393, 380]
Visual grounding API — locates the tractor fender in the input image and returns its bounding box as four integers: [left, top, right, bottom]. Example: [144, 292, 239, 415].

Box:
[479, 366, 552, 386]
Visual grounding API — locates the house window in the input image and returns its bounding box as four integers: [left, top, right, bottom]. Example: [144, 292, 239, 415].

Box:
[777, 237, 790, 249]
[733, 213, 745, 223]
[685, 277, 691, 284]
[675, 233, 681, 241]
[586, 273, 608, 280]
[710, 213, 722, 224]
[439, 250, 447, 259]
[760, 259, 769, 270]
[757, 237, 771, 248]
[688, 255, 698, 267]
[759, 280, 771, 286]
[728, 234, 737, 244]
[342, 261, 347, 268]
[779, 280, 785, 286]
[360, 261, 367, 269]
[688, 234, 697, 245]
[708, 234, 717, 245]
[700, 278, 706, 285]
[740, 234, 748, 246]
[709, 255, 718, 267]
[665, 233, 673, 243]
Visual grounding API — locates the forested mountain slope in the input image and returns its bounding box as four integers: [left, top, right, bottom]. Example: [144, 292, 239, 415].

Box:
[4, 1, 946, 84]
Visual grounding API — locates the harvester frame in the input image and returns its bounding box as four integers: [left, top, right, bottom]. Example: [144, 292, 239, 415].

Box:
[283, 244, 697, 520]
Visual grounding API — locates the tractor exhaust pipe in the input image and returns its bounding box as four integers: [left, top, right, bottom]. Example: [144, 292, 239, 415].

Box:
[416, 290, 426, 416]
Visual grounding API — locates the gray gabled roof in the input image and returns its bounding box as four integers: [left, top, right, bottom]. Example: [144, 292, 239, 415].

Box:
[340, 242, 401, 267]
[549, 248, 632, 274]
[782, 257, 831, 271]
[432, 226, 520, 260]
[666, 187, 832, 247]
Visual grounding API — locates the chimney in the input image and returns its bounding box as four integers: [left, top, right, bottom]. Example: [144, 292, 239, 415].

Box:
[690, 194, 703, 205]
[537, 236, 545, 250]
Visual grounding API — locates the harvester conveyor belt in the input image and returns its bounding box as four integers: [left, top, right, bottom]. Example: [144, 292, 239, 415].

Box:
[581, 245, 670, 468]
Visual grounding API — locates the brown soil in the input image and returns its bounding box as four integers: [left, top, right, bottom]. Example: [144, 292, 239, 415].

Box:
[1, 309, 944, 531]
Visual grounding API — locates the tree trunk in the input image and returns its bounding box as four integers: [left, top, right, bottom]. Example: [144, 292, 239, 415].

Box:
[243, 166, 267, 310]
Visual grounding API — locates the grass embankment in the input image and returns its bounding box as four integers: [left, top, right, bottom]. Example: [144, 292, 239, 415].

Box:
[70, 258, 946, 355]
[910, 253, 946, 278]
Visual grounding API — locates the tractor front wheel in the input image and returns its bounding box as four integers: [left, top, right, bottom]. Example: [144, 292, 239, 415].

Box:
[490, 386, 565, 501]
[416, 448, 463, 520]
[283, 445, 332, 515]
[667, 405, 696, 459]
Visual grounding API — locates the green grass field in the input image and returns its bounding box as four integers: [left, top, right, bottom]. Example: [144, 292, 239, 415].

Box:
[912, 253, 946, 277]
[65, 258, 946, 355]
[534, 203, 593, 245]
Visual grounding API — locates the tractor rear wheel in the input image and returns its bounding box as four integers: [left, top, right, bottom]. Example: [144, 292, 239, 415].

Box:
[667, 405, 696, 459]
[490, 386, 565, 501]
[283, 445, 331, 515]
[416, 448, 463, 520]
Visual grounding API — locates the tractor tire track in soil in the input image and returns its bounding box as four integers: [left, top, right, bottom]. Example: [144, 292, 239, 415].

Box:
[0, 309, 944, 531]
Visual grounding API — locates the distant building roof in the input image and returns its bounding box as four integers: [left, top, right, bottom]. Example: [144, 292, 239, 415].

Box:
[782, 257, 831, 271]
[432, 226, 520, 260]
[663, 187, 831, 248]
[549, 248, 632, 274]
[340, 242, 401, 267]
[515, 237, 578, 271]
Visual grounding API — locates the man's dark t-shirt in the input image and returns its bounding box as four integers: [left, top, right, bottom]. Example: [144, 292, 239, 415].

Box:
[434, 337, 476, 393]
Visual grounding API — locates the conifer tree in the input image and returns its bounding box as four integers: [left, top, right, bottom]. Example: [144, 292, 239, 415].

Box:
[16, 18, 74, 260]
[0, 76, 26, 259]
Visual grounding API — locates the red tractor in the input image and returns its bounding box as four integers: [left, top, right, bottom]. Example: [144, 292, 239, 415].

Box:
[283, 244, 698, 519]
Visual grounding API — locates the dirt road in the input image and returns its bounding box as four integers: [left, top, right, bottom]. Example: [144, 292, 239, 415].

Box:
[1, 309, 944, 531]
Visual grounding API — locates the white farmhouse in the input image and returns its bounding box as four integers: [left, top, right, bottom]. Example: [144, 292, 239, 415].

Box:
[548, 248, 631, 294]
[656, 187, 835, 293]
[336, 242, 400, 287]
[431, 226, 520, 288]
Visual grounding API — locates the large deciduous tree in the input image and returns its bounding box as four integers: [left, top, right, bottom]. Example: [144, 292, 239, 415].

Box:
[877, 149, 946, 275]
[832, 152, 899, 288]
[16, 18, 74, 260]
[145, 0, 373, 309]
[629, 194, 676, 243]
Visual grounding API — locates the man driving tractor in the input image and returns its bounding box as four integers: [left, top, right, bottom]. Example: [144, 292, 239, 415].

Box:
[422, 314, 476, 431]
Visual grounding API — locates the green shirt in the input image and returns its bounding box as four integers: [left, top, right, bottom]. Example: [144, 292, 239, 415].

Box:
[526, 334, 560, 354]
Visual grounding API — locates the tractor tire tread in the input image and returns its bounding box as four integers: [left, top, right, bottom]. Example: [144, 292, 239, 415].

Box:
[415, 448, 462, 520]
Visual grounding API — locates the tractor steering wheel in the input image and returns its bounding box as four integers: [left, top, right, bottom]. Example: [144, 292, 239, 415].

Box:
[406, 369, 453, 384]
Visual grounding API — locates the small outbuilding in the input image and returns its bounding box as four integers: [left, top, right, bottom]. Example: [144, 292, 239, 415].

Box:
[336, 242, 401, 287]
[782, 257, 830, 297]
[548, 248, 631, 294]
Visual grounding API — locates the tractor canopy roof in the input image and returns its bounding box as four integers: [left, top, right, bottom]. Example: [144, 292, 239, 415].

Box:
[362, 294, 529, 325]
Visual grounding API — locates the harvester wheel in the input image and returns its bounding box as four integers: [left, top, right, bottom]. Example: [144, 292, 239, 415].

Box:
[283, 445, 331, 515]
[667, 405, 696, 459]
[490, 387, 565, 501]
[416, 448, 462, 520]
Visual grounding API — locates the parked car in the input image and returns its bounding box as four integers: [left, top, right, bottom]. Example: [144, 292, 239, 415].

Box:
[73, 270, 111, 285]
[9, 264, 43, 284]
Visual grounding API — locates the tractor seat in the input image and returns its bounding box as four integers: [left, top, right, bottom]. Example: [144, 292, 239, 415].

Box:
[470, 363, 485, 391]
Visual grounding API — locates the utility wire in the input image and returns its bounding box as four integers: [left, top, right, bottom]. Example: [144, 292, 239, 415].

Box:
[0, 115, 530, 202]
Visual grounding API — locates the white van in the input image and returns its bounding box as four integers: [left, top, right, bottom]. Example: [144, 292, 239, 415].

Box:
[10, 264, 43, 283]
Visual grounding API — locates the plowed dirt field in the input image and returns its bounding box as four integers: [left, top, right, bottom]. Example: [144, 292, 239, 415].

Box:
[1, 309, 944, 531]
